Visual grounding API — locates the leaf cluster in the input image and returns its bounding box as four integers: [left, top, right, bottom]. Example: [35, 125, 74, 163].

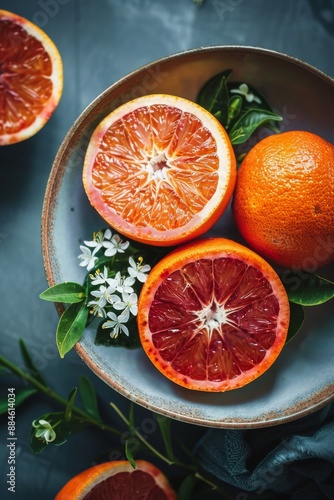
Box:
[282, 272, 334, 342]
[39, 232, 168, 358]
[196, 69, 283, 147]
[0, 340, 227, 498]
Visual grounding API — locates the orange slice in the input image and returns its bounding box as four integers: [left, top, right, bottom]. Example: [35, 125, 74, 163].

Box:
[138, 238, 290, 392]
[83, 94, 236, 246]
[0, 10, 63, 145]
[55, 460, 177, 500]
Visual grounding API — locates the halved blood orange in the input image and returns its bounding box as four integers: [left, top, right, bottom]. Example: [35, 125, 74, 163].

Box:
[0, 10, 63, 145]
[137, 238, 290, 392]
[83, 94, 236, 246]
[55, 460, 177, 500]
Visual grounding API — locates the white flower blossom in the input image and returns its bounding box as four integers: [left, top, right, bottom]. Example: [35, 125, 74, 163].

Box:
[230, 83, 261, 104]
[78, 245, 98, 271]
[90, 266, 109, 286]
[87, 299, 107, 318]
[102, 311, 129, 338]
[108, 271, 135, 294]
[90, 285, 120, 308]
[32, 419, 56, 443]
[84, 229, 111, 255]
[78, 229, 151, 341]
[113, 292, 138, 320]
[128, 256, 151, 283]
[103, 233, 130, 257]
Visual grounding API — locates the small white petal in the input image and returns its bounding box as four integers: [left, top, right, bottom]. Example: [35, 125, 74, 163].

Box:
[38, 419, 50, 427]
[120, 324, 129, 336]
[119, 309, 130, 322]
[128, 256, 136, 268]
[113, 301, 126, 311]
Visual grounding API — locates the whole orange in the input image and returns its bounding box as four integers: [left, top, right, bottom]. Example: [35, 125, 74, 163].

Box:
[233, 130, 334, 270]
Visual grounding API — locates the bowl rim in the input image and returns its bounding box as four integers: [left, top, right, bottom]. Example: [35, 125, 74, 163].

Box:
[42, 44, 334, 288]
[41, 45, 334, 428]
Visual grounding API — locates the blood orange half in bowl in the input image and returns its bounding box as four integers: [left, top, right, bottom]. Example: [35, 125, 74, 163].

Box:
[138, 238, 290, 392]
[42, 46, 334, 428]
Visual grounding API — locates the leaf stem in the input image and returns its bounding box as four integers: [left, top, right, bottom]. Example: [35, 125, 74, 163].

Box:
[0, 354, 121, 437]
[110, 402, 174, 465]
[2, 352, 231, 498]
[110, 403, 231, 498]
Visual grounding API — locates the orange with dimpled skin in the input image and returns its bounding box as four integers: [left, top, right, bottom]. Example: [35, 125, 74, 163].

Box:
[233, 130, 334, 270]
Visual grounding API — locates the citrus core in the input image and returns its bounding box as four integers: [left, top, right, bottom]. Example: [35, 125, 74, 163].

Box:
[233, 130, 334, 270]
[137, 238, 290, 392]
[83, 94, 236, 246]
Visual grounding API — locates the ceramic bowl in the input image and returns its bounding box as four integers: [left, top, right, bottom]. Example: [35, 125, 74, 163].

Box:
[42, 46, 334, 428]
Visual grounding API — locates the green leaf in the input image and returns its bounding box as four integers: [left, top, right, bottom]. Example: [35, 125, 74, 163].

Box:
[56, 415, 88, 441]
[79, 376, 101, 421]
[156, 414, 174, 461]
[282, 272, 334, 306]
[30, 411, 88, 454]
[226, 95, 242, 128]
[65, 387, 77, 421]
[40, 282, 86, 304]
[196, 69, 232, 127]
[178, 475, 198, 500]
[56, 302, 89, 358]
[30, 431, 49, 454]
[229, 108, 283, 144]
[286, 302, 305, 343]
[125, 440, 137, 468]
[228, 81, 281, 134]
[197, 72, 282, 145]
[0, 388, 37, 414]
[19, 339, 47, 387]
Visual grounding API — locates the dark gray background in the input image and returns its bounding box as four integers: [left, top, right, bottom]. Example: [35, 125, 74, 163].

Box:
[1, 1, 334, 498]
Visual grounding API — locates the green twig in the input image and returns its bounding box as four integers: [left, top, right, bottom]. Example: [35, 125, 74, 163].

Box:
[110, 403, 231, 498]
[0, 354, 120, 437]
[1, 352, 231, 498]
[110, 402, 177, 466]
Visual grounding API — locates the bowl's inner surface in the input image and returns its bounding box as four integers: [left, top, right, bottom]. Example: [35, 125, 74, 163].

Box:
[42, 47, 334, 428]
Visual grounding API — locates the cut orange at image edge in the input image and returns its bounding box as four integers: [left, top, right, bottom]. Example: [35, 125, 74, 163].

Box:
[54, 460, 177, 500]
[0, 9, 63, 145]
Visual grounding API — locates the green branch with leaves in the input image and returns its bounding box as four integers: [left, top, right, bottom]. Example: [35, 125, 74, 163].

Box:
[39, 229, 168, 357]
[0, 340, 231, 499]
[196, 69, 283, 154]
